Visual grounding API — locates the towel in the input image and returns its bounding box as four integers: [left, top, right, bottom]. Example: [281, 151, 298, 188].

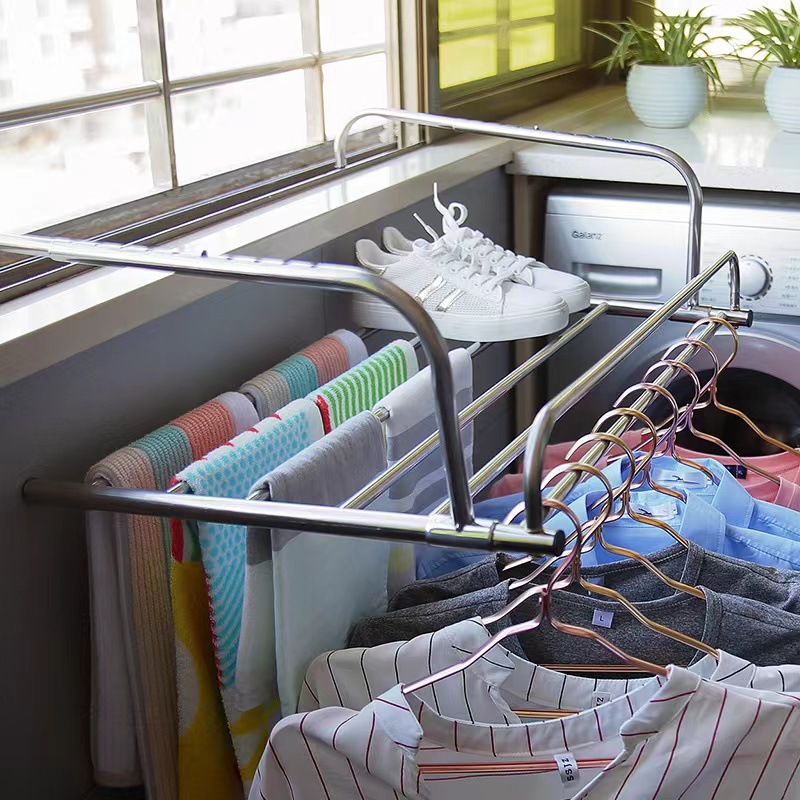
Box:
[241, 330, 366, 418]
[374, 349, 474, 595]
[175, 399, 324, 790]
[85, 392, 257, 800]
[255, 411, 389, 716]
[309, 339, 419, 432]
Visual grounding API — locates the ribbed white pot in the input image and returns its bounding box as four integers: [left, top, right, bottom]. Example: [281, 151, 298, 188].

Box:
[765, 66, 800, 133]
[626, 64, 707, 128]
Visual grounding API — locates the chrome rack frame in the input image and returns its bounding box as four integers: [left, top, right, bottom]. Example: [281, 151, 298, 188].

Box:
[335, 108, 704, 293]
[5, 111, 752, 556]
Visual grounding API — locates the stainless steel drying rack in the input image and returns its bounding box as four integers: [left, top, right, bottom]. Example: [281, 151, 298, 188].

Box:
[7, 110, 752, 554]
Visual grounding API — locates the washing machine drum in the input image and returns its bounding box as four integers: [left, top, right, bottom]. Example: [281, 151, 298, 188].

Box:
[646, 330, 800, 456]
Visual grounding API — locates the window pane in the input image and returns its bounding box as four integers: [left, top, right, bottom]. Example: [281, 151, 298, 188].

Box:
[319, 0, 384, 52]
[163, 0, 303, 78]
[172, 71, 307, 183]
[439, 36, 497, 88]
[0, 102, 157, 233]
[510, 0, 554, 20]
[0, 0, 142, 111]
[323, 53, 387, 139]
[439, 0, 496, 33]
[510, 23, 555, 71]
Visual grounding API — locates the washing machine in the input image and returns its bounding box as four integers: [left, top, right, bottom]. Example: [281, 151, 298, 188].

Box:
[542, 184, 800, 453]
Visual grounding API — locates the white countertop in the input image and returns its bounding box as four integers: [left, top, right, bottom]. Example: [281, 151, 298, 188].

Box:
[512, 89, 800, 193]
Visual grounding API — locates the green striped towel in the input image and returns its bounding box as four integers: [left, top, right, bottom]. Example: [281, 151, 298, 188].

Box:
[308, 339, 418, 432]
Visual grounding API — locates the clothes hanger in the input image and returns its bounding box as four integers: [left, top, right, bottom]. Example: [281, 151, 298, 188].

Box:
[638, 363, 719, 484]
[658, 349, 782, 486]
[402, 464, 670, 699]
[688, 316, 800, 457]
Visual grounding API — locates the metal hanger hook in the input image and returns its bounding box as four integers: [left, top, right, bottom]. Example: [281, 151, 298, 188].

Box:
[688, 315, 740, 373]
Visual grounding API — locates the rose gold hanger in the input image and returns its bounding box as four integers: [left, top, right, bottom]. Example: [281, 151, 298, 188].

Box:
[660, 351, 781, 485]
[401, 468, 670, 698]
[688, 316, 800, 458]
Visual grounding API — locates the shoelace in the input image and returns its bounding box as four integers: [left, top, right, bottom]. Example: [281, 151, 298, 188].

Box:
[430, 182, 534, 280]
[416, 239, 507, 294]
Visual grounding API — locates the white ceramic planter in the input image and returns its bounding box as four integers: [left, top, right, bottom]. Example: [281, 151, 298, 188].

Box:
[626, 64, 707, 128]
[766, 66, 800, 134]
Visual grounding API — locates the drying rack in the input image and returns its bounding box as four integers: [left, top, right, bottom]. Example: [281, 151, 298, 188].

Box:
[6, 110, 752, 554]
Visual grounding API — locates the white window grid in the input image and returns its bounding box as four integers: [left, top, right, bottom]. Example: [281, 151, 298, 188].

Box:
[0, 0, 393, 190]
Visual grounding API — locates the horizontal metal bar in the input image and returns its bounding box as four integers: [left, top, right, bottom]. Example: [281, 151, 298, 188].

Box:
[589, 298, 752, 326]
[170, 44, 385, 95]
[0, 45, 385, 130]
[0, 233, 477, 532]
[343, 303, 609, 511]
[22, 479, 563, 555]
[0, 83, 163, 130]
[522, 250, 748, 530]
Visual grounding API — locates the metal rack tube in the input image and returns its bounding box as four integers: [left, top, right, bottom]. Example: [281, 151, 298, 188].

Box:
[342, 303, 609, 510]
[335, 108, 704, 288]
[21, 479, 561, 555]
[522, 251, 749, 531]
[0, 233, 475, 530]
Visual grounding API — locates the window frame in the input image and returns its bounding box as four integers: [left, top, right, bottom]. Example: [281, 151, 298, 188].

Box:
[0, 0, 409, 300]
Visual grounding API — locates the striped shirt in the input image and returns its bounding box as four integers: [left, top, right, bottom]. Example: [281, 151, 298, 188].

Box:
[253, 667, 800, 799]
[299, 618, 800, 718]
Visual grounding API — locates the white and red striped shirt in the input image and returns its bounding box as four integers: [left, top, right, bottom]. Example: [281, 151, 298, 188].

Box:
[300, 618, 800, 718]
[254, 667, 800, 799]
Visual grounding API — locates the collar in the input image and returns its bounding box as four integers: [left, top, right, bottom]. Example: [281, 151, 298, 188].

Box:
[374, 666, 701, 761]
[649, 456, 755, 527]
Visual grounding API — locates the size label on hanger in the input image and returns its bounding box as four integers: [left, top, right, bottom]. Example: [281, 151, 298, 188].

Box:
[651, 467, 708, 490]
[592, 609, 614, 629]
[554, 751, 580, 793]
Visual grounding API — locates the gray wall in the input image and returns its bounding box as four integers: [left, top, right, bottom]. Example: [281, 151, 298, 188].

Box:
[0, 169, 512, 799]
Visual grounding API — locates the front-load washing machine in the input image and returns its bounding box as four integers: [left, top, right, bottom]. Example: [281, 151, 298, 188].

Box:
[542, 184, 800, 453]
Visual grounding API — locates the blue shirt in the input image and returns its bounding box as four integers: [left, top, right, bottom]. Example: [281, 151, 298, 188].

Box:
[416, 455, 800, 579]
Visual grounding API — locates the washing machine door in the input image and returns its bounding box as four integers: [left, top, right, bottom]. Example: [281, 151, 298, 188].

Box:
[625, 328, 800, 455]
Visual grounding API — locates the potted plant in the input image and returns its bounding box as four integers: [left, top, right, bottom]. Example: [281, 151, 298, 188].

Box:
[588, 6, 728, 128]
[733, 4, 800, 133]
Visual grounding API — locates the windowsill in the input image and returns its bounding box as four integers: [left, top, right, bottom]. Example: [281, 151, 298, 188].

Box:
[0, 87, 623, 388]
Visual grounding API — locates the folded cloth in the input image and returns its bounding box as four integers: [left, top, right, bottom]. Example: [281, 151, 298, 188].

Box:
[309, 339, 418, 433]
[85, 392, 257, 800]
[247, 411, 389, 717]
[175, 399, 324, 791]
[240, 330, 366, 418]
[373, 348, 473, 594]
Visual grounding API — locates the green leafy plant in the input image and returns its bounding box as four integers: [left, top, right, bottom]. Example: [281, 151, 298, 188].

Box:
[732, 3, 800, 73]
[586, 4, 729, 90]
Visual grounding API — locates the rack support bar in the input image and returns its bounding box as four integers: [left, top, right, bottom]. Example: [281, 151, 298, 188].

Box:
[21, 479, 563, 555]
[0, 233, 475, 530]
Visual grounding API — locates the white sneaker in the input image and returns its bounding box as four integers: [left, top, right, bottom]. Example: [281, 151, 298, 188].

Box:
[383, 184, 591, 313]
[354, 238, 569, 342]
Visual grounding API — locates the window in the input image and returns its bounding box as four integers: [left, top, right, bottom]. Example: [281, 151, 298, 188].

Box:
[0, 0, 397, 240]
[430, 0, 587, 118]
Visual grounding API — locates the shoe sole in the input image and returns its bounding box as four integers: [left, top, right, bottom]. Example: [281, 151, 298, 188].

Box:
[353, 296, 570, 342]
[557, 283, 592, 314]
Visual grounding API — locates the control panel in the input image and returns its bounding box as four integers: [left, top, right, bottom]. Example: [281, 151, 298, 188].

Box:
[698, 227, 800, 317]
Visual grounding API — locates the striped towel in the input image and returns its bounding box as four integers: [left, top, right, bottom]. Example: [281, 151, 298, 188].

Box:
[374, 349, 474, 595]
[240, 330, 366, 417]
[308, 339, 419, 432]
[85, 392, 258, 800]
[174, 399, 324, 792]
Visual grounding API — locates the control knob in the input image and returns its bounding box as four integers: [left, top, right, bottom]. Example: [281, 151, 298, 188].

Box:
[737, 255, 772, 300]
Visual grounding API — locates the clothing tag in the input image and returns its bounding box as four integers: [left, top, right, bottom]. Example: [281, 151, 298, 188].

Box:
[726, 464, 748, 480]
[592, 609, 614, 629]
[554, 751, 580, 794]
[630, 499, 678, 520]
[591, 690, 613, 707]
[651, 466, 708, 490]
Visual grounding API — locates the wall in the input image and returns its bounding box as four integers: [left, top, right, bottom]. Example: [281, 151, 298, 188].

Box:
[0, 169, 512, 799]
